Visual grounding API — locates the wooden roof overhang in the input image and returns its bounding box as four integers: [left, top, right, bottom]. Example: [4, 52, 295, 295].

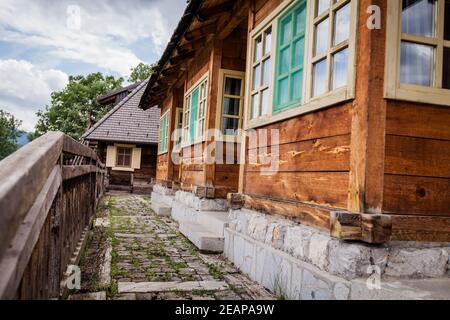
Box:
[139, 0, 249, 110]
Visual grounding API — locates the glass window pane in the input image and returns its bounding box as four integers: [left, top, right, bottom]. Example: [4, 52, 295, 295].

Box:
[334, 2, 350, 45]
[223, 97, 240, 116]
[261, 89, 270, 115]
[295, 6, 306, 35]
[400, 41, 434, 86]
[251, 93, 260, 119]
[315, 18, 329, 56]
[224, 77, 241, 95]
[313, 59, 328, 97]
[402, 0, 436, 38]
[264, 28, 272, 55]
[317, 0, 330, 16]
[292, 70, 303, 101]
[445, 0, 450, 41]
[263, 58, 271, 86]
[293, 38, 305, 67]
[254, 36, 262, 61]
[443, 47, 450, 89]
[280, 47, 290, 74]
[278, 77, 289, 105]
[332, 48, 348, 89]
[222, 118, 239, 135]
[252, 64, 261, 90]
[281, 16, 293, 45]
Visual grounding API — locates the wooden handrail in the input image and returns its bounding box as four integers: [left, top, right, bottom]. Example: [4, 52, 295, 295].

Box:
[0, 131, 105, 299]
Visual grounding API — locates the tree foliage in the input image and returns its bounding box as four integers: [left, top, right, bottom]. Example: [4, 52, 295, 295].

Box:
[30, 73, 123, 140]
[0, 109, 23, 160]
[129, 62, 155, 83]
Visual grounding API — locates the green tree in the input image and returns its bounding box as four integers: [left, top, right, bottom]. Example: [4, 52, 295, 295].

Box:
[129, 62, 155, 83]
[30, 73, 123, 140]
[0, 110, 24, 160]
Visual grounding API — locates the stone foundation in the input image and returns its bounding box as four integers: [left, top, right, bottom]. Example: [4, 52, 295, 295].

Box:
[224, 208, 450, 300]
[150, 185, 175, 216]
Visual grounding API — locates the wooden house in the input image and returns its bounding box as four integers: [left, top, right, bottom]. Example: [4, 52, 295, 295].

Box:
[84, 81, 160, 193]
[139, 0, 450, 299]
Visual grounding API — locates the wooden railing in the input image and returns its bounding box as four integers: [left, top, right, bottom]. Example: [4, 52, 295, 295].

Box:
[0, 131, 105, 299]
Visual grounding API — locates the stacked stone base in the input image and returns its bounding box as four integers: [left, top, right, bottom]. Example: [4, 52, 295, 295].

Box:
[150, 185, 175, 217]
[224, 208, 450, 300]
[171, 191, 230, 252]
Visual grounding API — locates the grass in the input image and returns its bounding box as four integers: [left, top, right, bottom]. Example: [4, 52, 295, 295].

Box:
[208, 263, 225, 280]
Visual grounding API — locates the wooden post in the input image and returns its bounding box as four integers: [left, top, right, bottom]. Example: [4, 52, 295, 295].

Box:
[348, 0, 387, 214]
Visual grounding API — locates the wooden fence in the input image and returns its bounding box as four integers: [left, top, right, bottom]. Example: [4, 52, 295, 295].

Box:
[0, 131, 105, 299]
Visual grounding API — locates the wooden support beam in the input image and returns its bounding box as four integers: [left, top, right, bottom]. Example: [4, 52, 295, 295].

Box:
[169, 51, 196, 66]
[62, 165, 97, 181]
[216, 0, 249, 40]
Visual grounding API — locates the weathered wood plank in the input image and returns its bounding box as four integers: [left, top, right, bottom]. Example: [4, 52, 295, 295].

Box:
[248, 104, 352, 148]
[0, 166, 61, 299]
[383, 174, 450, 216]
[62, 135, 98, 160]
[0, 131, 63, 259]
[244, 172, 349, 209]
[391, 214, 450, 242]
[62, 165, 97, 181]
[385, 135, 450, 178]
[386, 102, 450, 140]
[246, 135, 350, 172]
[242, 194, 330, 231]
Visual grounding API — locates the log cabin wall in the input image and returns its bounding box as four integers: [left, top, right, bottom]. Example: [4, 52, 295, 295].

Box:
[156, 96, 173, 183]
[178, 20, 248, 197]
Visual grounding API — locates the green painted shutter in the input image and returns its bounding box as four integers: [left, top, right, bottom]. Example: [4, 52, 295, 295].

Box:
[189, 87, 199, 142]
[160, 114, 167, 152]
[273, 0, 306, 113]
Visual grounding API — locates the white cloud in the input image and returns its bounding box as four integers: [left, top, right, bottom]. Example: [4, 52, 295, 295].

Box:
[0, 59, 68, 131]
[0, 0, 181, 76]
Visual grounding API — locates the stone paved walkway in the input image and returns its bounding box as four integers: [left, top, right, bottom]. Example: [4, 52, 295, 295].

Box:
[71, 193, 274, 300]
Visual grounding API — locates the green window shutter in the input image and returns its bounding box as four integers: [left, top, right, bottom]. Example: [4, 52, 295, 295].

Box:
[273, 0, 306, 113]
[160, 114, 167, 152]
[189, 87, 199, 142]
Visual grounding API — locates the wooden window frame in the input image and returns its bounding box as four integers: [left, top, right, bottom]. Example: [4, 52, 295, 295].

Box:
[215, 69, 245, 142]
[158, 110, 170, 155]
[173, 107, 184, 152]
[116, 146, 132, 168]
[245, 0, 358, 130]
[385, 0, 450, 106]
[182, 73, 209, 147]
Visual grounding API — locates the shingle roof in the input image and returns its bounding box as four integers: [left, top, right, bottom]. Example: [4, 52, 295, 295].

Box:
[97, 81, 141, 104]
[83, 80, 160, 144]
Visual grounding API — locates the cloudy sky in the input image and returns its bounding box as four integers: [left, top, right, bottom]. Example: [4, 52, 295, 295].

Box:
[0, 0, 186, 131]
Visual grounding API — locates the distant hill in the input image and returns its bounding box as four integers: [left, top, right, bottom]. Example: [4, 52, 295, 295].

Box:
[16, 132, 30, 147]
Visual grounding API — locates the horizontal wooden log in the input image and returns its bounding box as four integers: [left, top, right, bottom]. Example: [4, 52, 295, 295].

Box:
[246, 135, 351, 173]
[62, 165, 97, 180]
[330, 211, 392, 244]
[391, 214, 450, 242]
[383, 174, 450, 216]
[62, 135, 97, 160]
[244, 172, 349, 209]
[385, 135, 450, 178]
[0, 166, 61, 299]
[241, 194, 331, 231]
[0, 131, 63, 259]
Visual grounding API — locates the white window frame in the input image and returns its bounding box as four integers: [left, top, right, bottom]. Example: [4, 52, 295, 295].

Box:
[385, 0, 450, 106]
[182, 72, 209, 147]
[215, 69, 245, 142]
[158, 110, 170, 155]
[245, 0, 358, 130]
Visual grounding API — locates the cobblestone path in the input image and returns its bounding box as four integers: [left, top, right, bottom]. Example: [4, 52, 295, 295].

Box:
[71, 193, 274, 300]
